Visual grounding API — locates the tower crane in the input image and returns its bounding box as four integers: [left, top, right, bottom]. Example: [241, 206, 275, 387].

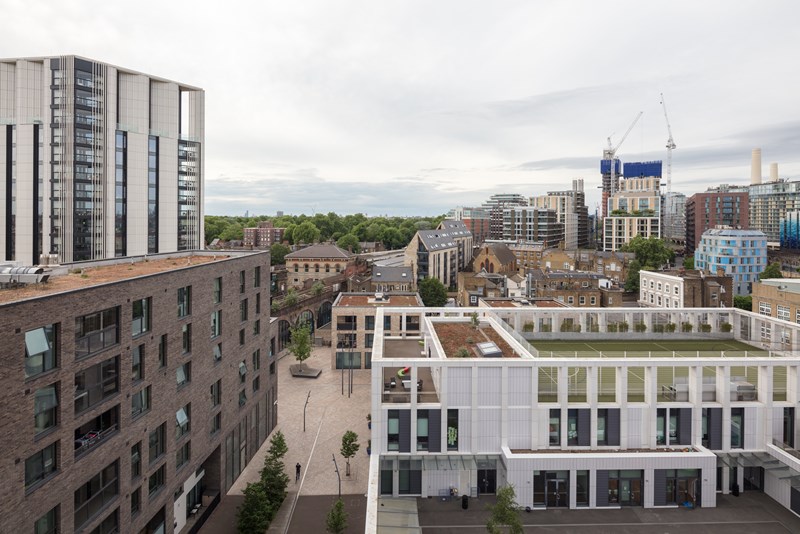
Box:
[660, 93, 676, 193]
[603, 111, 643, 196]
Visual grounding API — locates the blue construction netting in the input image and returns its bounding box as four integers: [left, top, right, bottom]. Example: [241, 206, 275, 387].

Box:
[600, 159, 621, 175]
[623, 161, 662, 178]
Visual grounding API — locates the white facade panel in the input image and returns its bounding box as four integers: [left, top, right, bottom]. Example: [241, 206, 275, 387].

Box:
[117, 73, 149, 134]
[477, 367, 501, 406]
[126, 132, 149, 255]
[507, 407, 531, 449]
[477, 408, 501, 451]
[158, 136, 179, 252]
[446, 367, 472, 406]
[508, 367, 532, 406]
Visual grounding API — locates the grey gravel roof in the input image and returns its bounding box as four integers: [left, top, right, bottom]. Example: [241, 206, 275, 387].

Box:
[285, 243, 354, 259]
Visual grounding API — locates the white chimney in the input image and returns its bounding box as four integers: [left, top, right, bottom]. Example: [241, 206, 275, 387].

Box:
[751, 148, 762, 185]
[770, 162, 779, 182]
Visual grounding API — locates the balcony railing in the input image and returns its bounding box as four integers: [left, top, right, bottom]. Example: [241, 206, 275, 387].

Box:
[75, 326, 118, 358]
[74, 424, 118, 458]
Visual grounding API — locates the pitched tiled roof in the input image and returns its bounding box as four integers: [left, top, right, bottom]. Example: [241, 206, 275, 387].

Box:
[372, 266, 412, 283]
[285, 244, 353, 259]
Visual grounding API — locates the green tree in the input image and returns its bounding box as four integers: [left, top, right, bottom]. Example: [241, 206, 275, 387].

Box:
[340, 430, 360, 476]
[486, 485, 523, 534]
[292, 221, 321, 245]
[624, 259, 644, 293]
[260, 456, 289, 509]
[237, 482, 272, 534]
[268, 430, 288, 460]
[419, 277, 448, 307]
[326, 499, 348, 534]
[733, 295, 752, 311]
[288, 324, 312, 365]
[381, 227, 405, 250]
[284, 287, 298, 307]
[220, 221, 244, 242]
[270, 243, 291, 265]
[312, 280, 325, 296]
[621, 236, 675, 270]
[683, 256, 695, 269]
[760, 262, 783, 280]
[336, 233, 361, 253]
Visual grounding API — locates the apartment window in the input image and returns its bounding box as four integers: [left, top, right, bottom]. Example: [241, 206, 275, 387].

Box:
[131, 442, 142, 478]
[178, 286, 192, 317]
[211, 310, 221, 338]
[567, 409, 579, 446]
[149, 423, 166, 464]
[579, 296, 586, 305]
[176, 441, 191, 470]
[132, 298, 151, 337]
[132, 344, 144, 382]
[253, 319, 261, 336]
[25, 441, 59, 489]
[34, 384, 59, 435]
[73, 460, 118, 530]
[597, 409, 608, 445]
[74, 356, 119, 415]
[176, 405, 191, 439]
[731, 408, 744, 449]
[384, 315, 391, 331]
[213, 343, 222, 363]
[239, 390, 247, 407]
[148, 464, 166, 497]
[253, 376, 260, 392]
[778, 305, 790, 322]
[387, 410, 400, 451]
[796, 308, 800, 325]
[254, 266, 261, 287]
[759, 301, 771, 316]
[213, 277, 222, 304]
[549, 409, 561, 446]
[365, 316, 375, 330]
[240, 299, 248, 322]
[239, 329, 245, 346]
[567, 296, 574, 305]
[131, 486, 141, 516]
[239, 361, 248, 384]
[674, 286, 679, 295]
[416, 410, 429, 451]
[252, 349, 261, 371]
[131, 386, 151, 418]
[34, 505, 59, 534]
[240, 270, 246, 293]
[211, 412, 221, 435]
[211, 380, 221, 407]
[75, 307, 120, 358]
[270, 362, 276, 375]
[365, 333, 374, 348]
[182, 323, 192, 353]
[256, 293, 261, 314]
[25, 324, 58, 378]
[176, 362, 191, 388]
[590, 296, 597, 305]
[158, 334, 167, 368]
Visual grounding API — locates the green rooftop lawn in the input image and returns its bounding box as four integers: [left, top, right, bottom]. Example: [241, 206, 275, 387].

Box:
[530, 339, 765, 357]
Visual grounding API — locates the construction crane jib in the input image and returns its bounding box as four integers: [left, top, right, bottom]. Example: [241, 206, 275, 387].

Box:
[603, 111, 642, 196]
[660, 92, 677, 194]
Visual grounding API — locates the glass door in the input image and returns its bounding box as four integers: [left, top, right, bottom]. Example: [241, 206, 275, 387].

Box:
[478, 469, 497, 494]
[546, 479, 568, 507]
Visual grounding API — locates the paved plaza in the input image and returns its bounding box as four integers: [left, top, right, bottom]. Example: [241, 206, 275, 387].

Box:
[202, 346, 371, 533]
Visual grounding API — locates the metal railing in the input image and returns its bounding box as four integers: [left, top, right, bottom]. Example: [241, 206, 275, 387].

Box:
[74, 424, 118, 458]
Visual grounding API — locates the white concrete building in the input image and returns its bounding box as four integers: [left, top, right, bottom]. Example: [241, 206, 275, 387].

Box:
[365, 306, 800, 530]
[0, 55, 204, 264]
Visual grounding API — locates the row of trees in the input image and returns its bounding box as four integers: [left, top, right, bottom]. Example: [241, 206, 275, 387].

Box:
[237, 432, 290, 533]
[205, 212, 446, 250]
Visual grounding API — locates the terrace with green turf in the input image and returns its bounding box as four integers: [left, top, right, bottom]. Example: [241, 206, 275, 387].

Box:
[530, 339, 768, 359]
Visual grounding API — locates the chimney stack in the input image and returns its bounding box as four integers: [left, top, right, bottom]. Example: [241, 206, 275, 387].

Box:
[770, 162, 779, 182]
[751, 148, 762, 185]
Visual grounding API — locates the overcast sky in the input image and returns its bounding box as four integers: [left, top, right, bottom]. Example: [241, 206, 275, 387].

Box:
[3, 0, 799, 216]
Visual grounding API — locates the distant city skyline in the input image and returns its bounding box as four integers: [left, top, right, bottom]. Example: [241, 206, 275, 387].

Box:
[3, 1, 798, 216]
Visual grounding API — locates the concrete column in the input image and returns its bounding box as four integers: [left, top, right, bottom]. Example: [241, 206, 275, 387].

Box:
[589, 469, 597, 508]
[618, 365, 628, 449]
[720, 366, 732, 451]
[759, 365, 773, 449]
[501, 366, 509, 449]
[588, 366, 598, 447]
[690, 365, 705, 444]
[644, 366, 657, 447]
[644, 468, 655, 507]
[559, 366, 569, 446]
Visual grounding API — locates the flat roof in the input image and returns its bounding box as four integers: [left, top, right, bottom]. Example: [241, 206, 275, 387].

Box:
[336, 294, 422, 307]
[0, 254, 232, 305]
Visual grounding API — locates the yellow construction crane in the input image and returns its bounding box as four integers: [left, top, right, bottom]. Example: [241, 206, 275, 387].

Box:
[660, 93, 677, 193]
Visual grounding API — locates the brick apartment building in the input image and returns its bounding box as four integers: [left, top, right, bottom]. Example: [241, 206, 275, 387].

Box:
[243, 221, 286, 248]
[685, 190, 749, 254]
[0, 251, 276, 534]
[527, 269, 623, 307]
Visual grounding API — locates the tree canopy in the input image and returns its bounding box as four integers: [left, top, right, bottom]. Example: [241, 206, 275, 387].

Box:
[419, 277, 448, 307]
[733, 295, 752, 311]
[340, 430, 360, 476]
[621, 236, 675, 270]
[759, 262, 783, 280]
[292, 221, 322, 245]
[270, 243, 291, 265]
[204, 212, 446, 250]
[326, 499, 348, 534]
[486, 485, 523, 534]
[336, 233, 361, 253]
[288, 324, 312, 364]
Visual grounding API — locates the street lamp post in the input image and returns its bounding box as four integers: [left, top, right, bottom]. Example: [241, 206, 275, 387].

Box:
[303, 391, 311, 432]
[332, 453, 341, 500]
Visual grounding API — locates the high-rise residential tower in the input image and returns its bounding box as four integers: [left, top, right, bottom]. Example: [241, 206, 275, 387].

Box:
[0, 55, 204, 264]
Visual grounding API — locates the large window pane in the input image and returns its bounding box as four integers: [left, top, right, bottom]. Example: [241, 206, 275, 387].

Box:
[25, 325, 58, 377]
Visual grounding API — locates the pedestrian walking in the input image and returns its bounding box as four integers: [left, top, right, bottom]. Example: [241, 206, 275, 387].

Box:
[296, 462, 301, 483]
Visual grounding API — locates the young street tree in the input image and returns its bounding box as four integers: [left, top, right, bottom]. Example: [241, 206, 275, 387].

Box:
[288, 324, 312, 366]
[486, 485, 524, 534]
[326, 498, 348, 534]
[341, 430, 360, 476]
[419, 277, 448, 307]
[237, 482, 272, 534]
[268, 430, 288, 459]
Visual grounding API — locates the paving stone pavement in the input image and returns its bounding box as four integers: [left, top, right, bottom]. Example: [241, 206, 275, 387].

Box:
[201, 346, 371, 534]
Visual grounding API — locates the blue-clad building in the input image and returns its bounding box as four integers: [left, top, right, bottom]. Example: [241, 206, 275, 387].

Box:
[694, 227, 767, 295]
[780, 211, 800, 250]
